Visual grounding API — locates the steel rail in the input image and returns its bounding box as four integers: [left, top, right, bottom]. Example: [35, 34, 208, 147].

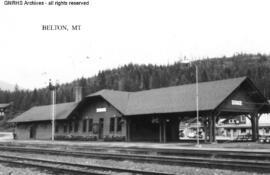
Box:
[2, 143, 270, 160]
[0, 154, 173, 175]
[1, 145, 270, 172]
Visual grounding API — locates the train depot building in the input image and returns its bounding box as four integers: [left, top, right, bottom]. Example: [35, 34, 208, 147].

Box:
[10, 77, 270, 143]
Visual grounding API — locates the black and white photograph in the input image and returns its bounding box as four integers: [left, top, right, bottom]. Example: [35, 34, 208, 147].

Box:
[1, 0, 270, 174]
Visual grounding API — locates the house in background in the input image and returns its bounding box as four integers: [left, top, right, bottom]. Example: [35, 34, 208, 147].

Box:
[0, 103, 12, 122]
[180, 114, 270, 141]
[218, 114, 270, 140]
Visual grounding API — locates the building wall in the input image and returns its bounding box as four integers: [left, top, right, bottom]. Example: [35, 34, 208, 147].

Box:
[220, 86, 258, 113]
[35, 122, 52, 140]
[55, 97, 126, 140]
[15, 98, 126, 141]
[15, 122, 51, 140]
[15, 123, 30, 140]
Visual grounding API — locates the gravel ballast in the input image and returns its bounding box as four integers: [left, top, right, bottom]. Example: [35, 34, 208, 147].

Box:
[0, 151, 269, 175]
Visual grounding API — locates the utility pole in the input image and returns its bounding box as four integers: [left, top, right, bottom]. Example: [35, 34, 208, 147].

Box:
[195, 65, 200, 147]
[181, 57, 200, 146]
[52, 88, 55, 141]
[49, 79, 58, 141]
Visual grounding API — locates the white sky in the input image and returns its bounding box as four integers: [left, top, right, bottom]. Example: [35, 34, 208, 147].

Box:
[1, 0, 270, 89]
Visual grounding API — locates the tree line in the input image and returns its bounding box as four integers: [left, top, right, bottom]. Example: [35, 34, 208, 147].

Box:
[0, 53, 270, 115]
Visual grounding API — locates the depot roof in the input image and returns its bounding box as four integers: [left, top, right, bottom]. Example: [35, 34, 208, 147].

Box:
[89, 77, 250, 115]
[10, 102, 78, 123]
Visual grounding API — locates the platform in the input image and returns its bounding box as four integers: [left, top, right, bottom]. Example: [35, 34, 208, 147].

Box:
[1, 139, 270, 153]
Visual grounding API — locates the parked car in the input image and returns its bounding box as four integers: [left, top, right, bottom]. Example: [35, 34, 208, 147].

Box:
[188, 132, 196, 138]
[187, 132, 203, 139]
[234, 134, 252, 142]
[259, 135, 270, 143]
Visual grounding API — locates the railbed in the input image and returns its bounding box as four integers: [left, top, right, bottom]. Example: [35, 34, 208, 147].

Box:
[1, 140, 270, 173]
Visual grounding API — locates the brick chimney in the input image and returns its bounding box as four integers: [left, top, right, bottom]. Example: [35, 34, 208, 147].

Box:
[74, 86, 82, 102]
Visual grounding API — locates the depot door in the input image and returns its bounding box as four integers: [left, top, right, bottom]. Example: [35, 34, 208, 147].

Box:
[29, 125, 36, 139]
[99, 118, 104, 139]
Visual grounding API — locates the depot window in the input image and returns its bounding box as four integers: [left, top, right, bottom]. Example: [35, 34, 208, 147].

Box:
[69, 121, 73, 132]
[83, 119, 87, 132]
[116, 117, 122, 132]
[88, 119, 93, 132]
[63, 124, 67, 133]
[74, 121, 79, 132]
[55, 123, 59, 133]
[110, 117, 115, 132]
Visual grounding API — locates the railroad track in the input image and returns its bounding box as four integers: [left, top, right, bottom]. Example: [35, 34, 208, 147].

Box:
[0, 145, 270, 173]
[0, 154, 172, 175]
[3, 142, 270, 161]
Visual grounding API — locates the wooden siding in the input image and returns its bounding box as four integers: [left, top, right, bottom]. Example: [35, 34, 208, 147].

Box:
[219, 85, 259, 113]
[54, 97, 126, 140]
[15, 97, 127, 140]
[15, 122, 51, 140]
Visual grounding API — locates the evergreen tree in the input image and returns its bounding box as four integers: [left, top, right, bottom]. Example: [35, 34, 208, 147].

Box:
[0, 53, 270, 114]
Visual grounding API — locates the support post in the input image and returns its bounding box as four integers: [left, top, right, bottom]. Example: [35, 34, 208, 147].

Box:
[171, 118, 180, 142]
[177, 118, 181, 142]
[251, 116, 256, 141]
[251, 113, 259, 142]
[256, 114, 260, 140]
[163, 119, 167, 143]
[126, 118, 130, 142]
[159, 118, 162, 143]
[208, 116, 213, 143]
[212, 114, 216, 142]
[208, 114, 217, 143]
[203, 117, 208, 143]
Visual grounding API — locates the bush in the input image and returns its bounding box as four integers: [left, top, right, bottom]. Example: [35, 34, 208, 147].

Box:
[103, 135, 125, 141]
[55, 135, 97, 141]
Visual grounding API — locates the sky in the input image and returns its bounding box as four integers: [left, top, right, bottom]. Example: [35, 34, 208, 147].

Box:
[1, 0, 270, 89]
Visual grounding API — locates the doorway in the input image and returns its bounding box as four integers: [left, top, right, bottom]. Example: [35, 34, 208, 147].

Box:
[29, 125, 36, 139]
[99, 118, 104, 139]
[166, 119, 180, 142]
[130, 117, 159, 142]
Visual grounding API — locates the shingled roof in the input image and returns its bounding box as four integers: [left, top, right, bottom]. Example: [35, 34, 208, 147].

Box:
[126, 77, 247, 115]
[10, 102, 78, 123]
[89, 77, 248, 115]
[87, 89, 130, 114]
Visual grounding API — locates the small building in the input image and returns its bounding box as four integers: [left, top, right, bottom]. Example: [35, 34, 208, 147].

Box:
[10, 77, 270, 143]
[0, 103, 13, 123]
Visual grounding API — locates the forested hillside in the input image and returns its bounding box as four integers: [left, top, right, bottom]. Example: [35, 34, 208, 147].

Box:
[1, 53, 270, 114]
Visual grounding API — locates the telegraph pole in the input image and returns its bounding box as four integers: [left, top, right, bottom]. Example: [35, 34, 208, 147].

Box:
[52, 88, 55, 141]
[49, 79, 58, 141]
[181, 57, 200, 146]
[195, 65, 200, 147]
